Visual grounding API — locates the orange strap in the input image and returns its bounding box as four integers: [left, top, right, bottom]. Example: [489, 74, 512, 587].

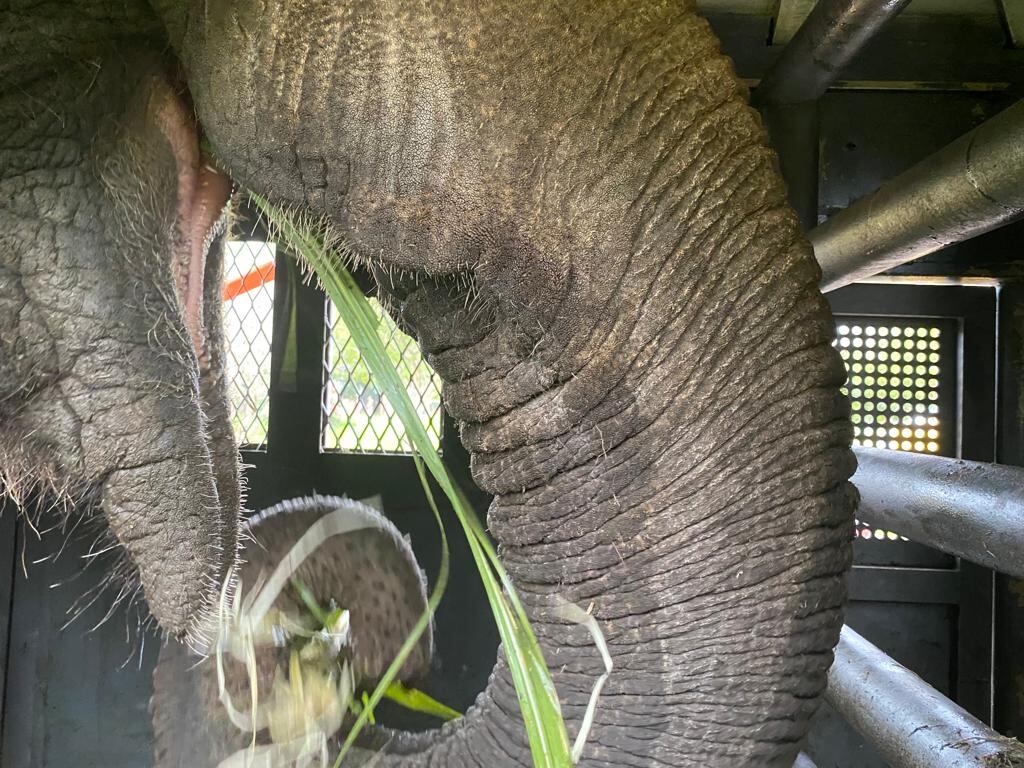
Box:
[223, 261, 276, 301]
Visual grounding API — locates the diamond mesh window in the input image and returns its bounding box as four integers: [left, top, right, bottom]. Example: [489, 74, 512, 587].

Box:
[222, 241, 275, 449]
[321, 299, 443, 454]
[835, 318, 955, 543]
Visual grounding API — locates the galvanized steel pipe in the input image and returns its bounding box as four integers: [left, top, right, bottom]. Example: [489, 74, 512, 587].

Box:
[755, 0, 912, 107]
[827, 625, 1024, 767]
[853, 447, 1024, 579]
[813, 99, 1024, 292]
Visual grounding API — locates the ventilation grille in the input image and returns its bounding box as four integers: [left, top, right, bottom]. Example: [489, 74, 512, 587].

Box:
[321, 299, 443, 454]
[837, 322, 944, 454]
[835, 319, 955, 543]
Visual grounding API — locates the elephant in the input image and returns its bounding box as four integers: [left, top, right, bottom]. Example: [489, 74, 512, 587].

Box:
[0, 0, 856, 766]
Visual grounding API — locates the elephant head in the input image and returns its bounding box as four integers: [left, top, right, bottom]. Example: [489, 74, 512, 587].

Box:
[0, 0, 855, 765]
[0, 21, 241, 639]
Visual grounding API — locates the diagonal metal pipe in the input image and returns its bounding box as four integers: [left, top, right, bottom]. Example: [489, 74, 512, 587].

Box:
[853, 447, 1024, 579]
[813, 99, 1024, 292]
[793, 752, 818, 768]
[827, 625, 1024, 767]
[755, 1, 910, 232]
[755, 0, 912, 107]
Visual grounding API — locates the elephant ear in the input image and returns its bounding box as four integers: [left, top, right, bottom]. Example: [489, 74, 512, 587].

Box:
[151, 495, 432, 768]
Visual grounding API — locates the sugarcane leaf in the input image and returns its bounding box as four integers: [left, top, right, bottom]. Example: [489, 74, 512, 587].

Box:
[251, 193, 572, 768]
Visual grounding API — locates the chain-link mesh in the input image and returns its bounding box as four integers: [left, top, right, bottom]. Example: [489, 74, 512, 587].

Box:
[222, 241, 275, 449]
[321, 299, 442, 453]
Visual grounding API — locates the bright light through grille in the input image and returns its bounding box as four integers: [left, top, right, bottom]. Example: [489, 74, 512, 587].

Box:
[223, 241, 275, 449]
[835, 321, 947, 542]
[321, 299, 443, 454]
[836, 323, 943, 453]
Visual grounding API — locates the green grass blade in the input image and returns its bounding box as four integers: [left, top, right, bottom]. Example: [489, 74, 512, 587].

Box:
[290, 577, 331, 627]
[382, 681, 461, 722]
[251, 193, 571, 768]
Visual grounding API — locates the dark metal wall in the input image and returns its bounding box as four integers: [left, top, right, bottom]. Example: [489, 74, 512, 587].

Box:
[808, 284, 999, 767]
[0, 510, 159, 767]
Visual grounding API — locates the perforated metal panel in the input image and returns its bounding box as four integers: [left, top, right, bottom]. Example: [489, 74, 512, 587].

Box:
[835, 317, 958, 543]
[321, 300, 443, 454]
[222, 241, 275, 449]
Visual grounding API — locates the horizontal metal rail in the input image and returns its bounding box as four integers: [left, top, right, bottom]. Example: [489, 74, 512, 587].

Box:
[755, 0, 912, 107]
[812, 99, 1024, 292]
[827, 625, 1024, 767]
[853, 447, 1024, 579]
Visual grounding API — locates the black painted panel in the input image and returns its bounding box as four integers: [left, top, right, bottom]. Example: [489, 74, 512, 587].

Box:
[0, 516, 158, 768]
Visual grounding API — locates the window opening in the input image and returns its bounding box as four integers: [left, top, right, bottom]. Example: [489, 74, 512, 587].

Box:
[321, 299, 443, 454]
[222, 240, 275, 449]
[835, 318, 956, 542]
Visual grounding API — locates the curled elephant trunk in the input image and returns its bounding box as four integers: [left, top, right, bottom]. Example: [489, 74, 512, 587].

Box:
[155, 0, 856, 764]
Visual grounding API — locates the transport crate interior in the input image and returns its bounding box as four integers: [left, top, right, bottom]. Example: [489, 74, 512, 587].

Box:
[1, 1, 1022, 766]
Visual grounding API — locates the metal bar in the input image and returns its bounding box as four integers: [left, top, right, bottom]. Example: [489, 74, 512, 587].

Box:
[996, 281, 1024, 738]
[853, 447, 1024, 580]
[999, 0, 1024, 49]
[755, 0, 912, 107]
[773, 0, 818, 46]
[826, 625, 1024, 767]
[761, 100, 820, 230]
[0, 501, 17, 757]
[812, 99, 1024, 292]
[847, 565, 960, 605]
[958, 561, 996, 725]
[793, 752, 818, 768]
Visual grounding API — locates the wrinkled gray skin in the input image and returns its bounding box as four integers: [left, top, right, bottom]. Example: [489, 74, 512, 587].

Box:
[0, 0, 856, 765]
[0, 13, 241, 640]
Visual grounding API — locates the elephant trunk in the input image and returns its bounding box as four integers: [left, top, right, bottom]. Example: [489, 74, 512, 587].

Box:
[377, 264, 854, 766]
[98, 430, 232, 644]
[100, 230, 240, 644]
[161, 0, 856, 763]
